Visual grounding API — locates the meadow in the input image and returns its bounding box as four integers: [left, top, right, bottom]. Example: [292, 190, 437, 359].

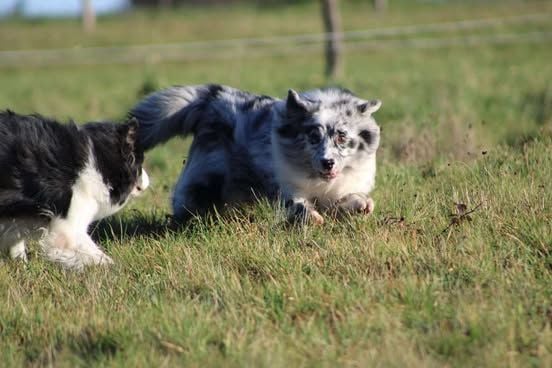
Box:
[0, 1, 551, 366]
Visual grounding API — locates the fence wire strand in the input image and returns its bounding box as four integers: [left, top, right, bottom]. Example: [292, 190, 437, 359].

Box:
[0, 13, 550, 67]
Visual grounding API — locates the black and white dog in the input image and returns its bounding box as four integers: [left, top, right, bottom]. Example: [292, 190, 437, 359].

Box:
[131, 84, 381, 224]
[0, 111, 149, 269]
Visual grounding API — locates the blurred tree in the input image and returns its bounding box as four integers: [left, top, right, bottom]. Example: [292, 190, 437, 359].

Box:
[82, 0, 96, 32]
[321, 0, 342, 79]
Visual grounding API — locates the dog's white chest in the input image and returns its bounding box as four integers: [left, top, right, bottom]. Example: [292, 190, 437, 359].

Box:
[292, 154, 377, 207]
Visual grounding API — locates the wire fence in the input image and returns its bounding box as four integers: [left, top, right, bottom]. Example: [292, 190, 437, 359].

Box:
[0, 12, 550, 67]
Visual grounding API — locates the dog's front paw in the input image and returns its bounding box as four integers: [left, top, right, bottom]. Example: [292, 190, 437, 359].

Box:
[286, 200, 325, 225]
[306, 208, 325, 225]
[337, 193, 375, 215]
[78, 235, 114, 266]
[42, 230, 114, 271]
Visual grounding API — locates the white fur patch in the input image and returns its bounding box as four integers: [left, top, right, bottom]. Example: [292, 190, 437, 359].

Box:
[274, 145, 377, 209]
[40, 151, 118, 269]
[41, 217, 113, 271]
[132, 168, 150, 196]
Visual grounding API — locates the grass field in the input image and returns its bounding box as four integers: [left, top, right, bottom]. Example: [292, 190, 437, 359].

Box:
[0, 1, 551, 366]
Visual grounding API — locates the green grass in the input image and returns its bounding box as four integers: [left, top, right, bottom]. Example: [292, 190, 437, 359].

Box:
[0, 1, 551, 366]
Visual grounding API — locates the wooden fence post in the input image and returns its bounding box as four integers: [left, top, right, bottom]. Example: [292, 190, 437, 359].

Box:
[82, 0, 96, 33]
[374, 0, 387, 12]
[321, 0, 343, 79]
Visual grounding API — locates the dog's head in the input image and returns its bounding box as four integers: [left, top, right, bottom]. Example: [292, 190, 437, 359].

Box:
[84, 117, 149, 207]
[117, 117, 149, 198]
[274, 88, 381, 182]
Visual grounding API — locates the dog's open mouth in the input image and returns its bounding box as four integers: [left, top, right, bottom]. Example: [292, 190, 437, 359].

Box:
[319, 170, 338, 180]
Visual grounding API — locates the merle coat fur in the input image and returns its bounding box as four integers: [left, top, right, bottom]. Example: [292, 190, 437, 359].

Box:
[131, 84, 381, 224]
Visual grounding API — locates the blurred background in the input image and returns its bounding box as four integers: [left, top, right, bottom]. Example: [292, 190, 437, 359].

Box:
[0, 0, 551, 167]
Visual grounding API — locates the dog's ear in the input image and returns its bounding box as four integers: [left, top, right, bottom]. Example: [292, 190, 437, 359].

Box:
[286, 89, 319, 117]
[357, 99, 382, 115]
[120, 117, 139, 153]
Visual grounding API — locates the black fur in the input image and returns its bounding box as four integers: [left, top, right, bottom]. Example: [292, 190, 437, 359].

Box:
[204, 84, 224, 101]
[0, 111, 145, 218]
[251, 108, 272, 131]
[184, 173, 225, 218]
[241, 95, 274, 112]
[277, 124, 299, 139]
[359, 130, 373, 145]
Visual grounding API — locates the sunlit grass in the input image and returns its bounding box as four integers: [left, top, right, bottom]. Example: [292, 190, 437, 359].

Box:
[0, 1, 551, 366]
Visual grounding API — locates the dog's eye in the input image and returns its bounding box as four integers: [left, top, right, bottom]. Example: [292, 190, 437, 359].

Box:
[335, 131, 347, 145]
[307, 129, 322, 144]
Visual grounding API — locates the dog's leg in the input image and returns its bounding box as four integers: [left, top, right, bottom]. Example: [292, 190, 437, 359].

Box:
[284, 197, 324, 225]
[40, 183, 114, 270]
[173, 171, 226, 222]
[41, 218, 112, 271]
[9, 240, 27, 262]
[0, 221, 28, 262]
[77, 232, 114, 266]
[336, 193, 375, 215]
[172, 135, 230, 222]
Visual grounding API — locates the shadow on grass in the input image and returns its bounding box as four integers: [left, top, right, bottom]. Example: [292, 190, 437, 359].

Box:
[90, 210, 176, 244]
[69, 327, 120, 363]
[22, 327, 121, 366]
[89, 200, 346, 245]
[89, 209, 237, 244]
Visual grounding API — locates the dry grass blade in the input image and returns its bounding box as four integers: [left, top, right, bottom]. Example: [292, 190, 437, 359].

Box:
[441, 202, 483, 235]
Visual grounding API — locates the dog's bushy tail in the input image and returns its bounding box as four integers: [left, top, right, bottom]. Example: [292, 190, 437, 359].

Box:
[130, 84, 221, 151]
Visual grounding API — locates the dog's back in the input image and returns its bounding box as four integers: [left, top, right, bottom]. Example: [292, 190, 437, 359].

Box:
[0, 111, 88, 218]
[131, 84, 279, 150]
[131, 84, 282, 220]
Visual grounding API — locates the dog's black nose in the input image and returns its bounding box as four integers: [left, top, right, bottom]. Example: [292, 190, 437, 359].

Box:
[321, 159, 335, 171]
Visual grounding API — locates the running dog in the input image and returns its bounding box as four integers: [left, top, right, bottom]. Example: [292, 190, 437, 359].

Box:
[0, 111, 149, 269]
[131, 84, 381, 224]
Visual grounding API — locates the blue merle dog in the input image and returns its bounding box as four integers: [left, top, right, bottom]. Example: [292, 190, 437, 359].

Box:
[131, 84, 381, 224]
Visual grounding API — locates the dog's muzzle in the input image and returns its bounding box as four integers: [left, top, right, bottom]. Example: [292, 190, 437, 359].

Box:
[133, 169, 150, 195]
